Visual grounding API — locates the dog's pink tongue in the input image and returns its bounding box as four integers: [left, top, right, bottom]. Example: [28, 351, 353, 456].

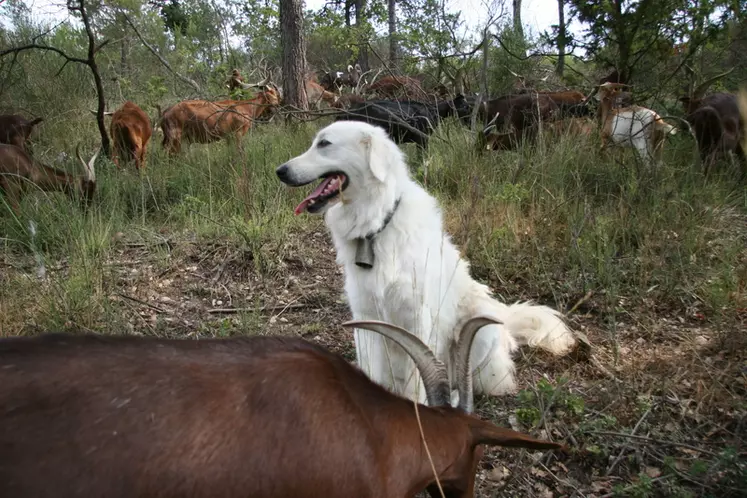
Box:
[294, 177, 335, 215]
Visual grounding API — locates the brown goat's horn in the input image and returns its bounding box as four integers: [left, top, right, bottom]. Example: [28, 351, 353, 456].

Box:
[245, 75, 271, 88]
[76, 144, 98, 183]
[483, 112, 501, 134]
[454, 316, 503, 413]
[692, 67, 735, 100]
[89, 109, 114, 117]
[343, 320, 450, 406]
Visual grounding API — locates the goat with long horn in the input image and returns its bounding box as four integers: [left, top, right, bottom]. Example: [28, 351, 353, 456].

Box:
[0, 143, 97, 212]
[0, 318, 563, 498]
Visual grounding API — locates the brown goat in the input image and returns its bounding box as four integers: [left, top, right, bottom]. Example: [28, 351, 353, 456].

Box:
[481, 93, 559, 150]
[305, 80, 338, 109]
[225, 68, 245, 91]
[366, 75, 424, 99]
[0, 318, 563, 498]
[110, 101, 152, 170]
[160, 87, 280, 155]
[331, 93, 366, 109]
[0, 114, 43, 151]
[546, 117, 595, 138]
[680, 92, 745, 175]
[0, 144, 97, 212]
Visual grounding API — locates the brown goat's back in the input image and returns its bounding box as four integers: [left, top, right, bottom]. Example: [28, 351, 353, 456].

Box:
[0, 334, 394, 498]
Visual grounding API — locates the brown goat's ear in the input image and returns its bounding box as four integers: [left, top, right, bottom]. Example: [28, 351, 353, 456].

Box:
[470, 420, 564, 451]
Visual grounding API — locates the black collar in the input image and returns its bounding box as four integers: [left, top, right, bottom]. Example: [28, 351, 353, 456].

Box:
[365, 197, 401, 241]
[355, 197, 401, 269]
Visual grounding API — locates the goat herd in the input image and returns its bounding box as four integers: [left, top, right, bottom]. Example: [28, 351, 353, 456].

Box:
[1, 66, 745, 211]
[0, 65, 744, 498]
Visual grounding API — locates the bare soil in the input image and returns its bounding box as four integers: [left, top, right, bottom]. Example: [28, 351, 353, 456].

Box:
[3, 223, 745, 497]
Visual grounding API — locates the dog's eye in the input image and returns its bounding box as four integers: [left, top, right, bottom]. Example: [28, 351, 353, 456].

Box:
[317, 139, 332, 148]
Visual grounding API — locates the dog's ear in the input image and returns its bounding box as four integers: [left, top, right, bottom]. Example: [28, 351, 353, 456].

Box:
[365, 130, 390, 183]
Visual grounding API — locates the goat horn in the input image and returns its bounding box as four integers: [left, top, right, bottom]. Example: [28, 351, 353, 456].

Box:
[76, 144, 98, 183]
[342, 320, 451, 407]
[242, 78, 269, 89]
[485, 111, 501, 129]
[692, 67, 735, 100]
[453, 316, 503, 413]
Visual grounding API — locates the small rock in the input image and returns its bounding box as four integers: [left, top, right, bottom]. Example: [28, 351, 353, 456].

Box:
[279, 317, 288, 323]
[694, 335, 708, 346]
[636, 337, 646, 345]
[486, 466, 508, 482]
[645, 466, 662, 478]
[508, 414, 521, 431]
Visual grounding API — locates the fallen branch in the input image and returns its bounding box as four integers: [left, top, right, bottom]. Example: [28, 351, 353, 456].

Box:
[114, 293, 168, 314]
[207, 303, 317, 314]
[587, 431, 719, 458]
[606, 405, 652, 475]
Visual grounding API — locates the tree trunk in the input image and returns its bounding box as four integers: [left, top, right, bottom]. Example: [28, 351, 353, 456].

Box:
[612, 0, 632, 83]
[512, 0, 524, 38]
[470, 31, 490, 131]
[280, 0, 308, 114]
[556, 0, 566, 76]
[388, 0, 397, 64]
[117, 12, 130, 77]
[75, 0, 111, 157]
[354, 0, 369, 72]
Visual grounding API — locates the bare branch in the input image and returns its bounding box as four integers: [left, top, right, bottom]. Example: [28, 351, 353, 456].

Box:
[122, 13, 201, 93]
[0, 44, 88, 64]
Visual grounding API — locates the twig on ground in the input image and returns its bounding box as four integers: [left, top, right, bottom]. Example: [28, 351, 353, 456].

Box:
[587, 431, 719, 458]
[207, 303, 315, 314]
[606, 404, 653, 475]
[114, 293, 168, 314]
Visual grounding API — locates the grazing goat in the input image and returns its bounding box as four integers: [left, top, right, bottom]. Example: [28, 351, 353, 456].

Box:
[0, 319, 562, 498]
[331, 93, 366, 109]
[0, 114, 43, 151]
[336, 95, 471, 147]
[160, 87, 280, 155]
[596, 82, 676, 165]
[319, 64, 363, 92]
[366, 75, 425, 99]
[517, 89, 587, 117]
[481, 93, 559, 150]
[305, 80, 339, 109]
[680, 92, 745, 175]
[110, 101, 152, 170]
[0, 144, 97, 212]
[226, 68, 245, 91]
[546, 117, 595, 138]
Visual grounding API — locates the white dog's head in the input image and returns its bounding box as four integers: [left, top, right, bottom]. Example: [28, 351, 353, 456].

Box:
[276, 121, 405, 215]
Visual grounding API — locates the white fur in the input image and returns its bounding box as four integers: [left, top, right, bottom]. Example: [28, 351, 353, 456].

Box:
[607, 107, 675, 163]
[280, 121, 576, 404]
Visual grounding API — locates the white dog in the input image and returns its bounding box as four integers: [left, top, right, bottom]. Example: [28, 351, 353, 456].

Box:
[276, 121, 576, 404]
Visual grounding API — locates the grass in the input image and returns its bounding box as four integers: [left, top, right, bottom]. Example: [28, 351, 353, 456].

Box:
[1, 115, 745, 496]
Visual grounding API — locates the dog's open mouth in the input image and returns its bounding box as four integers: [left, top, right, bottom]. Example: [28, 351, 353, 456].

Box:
[294, 173, 349, 215]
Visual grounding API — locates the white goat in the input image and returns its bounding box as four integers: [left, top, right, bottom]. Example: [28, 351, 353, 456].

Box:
[597, 82, 677, 165]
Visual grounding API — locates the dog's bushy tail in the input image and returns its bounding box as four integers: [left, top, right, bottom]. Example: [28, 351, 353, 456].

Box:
[465, 291, 576, 396]
[492, 301, 576, 355]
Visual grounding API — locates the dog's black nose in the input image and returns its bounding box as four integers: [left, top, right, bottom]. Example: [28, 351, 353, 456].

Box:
[276, 163, 290, 182]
